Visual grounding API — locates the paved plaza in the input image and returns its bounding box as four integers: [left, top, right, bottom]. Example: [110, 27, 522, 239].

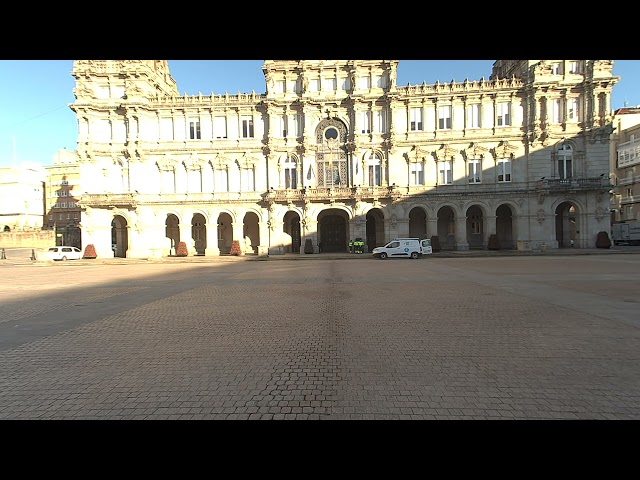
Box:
[0, 252, 639, 419]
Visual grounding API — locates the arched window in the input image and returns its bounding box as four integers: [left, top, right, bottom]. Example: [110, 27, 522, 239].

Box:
[284, 156, 297, 189]
[558, 143, 573, 180]
[367, 152, 382, 186]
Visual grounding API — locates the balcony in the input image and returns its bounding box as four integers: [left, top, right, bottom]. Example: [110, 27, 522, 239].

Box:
[78, 193, 137, 208]
[536, 177, 610, 192]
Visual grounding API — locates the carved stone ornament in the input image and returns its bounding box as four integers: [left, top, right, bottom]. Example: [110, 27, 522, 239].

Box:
[595, 206, 605, 221]
[538, 192, 546, 204]
[537, 209, 545, 224]
[464, 142, 489, 159]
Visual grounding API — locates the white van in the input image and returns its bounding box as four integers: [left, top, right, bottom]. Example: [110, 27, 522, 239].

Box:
[46, 246, 83, 261]
[372, 238, 432, 259]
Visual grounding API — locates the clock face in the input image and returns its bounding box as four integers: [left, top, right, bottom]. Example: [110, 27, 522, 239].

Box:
[324, 127, 338, 140]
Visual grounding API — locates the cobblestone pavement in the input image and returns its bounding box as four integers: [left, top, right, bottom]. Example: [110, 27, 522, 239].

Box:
[0, 254, 639, 420]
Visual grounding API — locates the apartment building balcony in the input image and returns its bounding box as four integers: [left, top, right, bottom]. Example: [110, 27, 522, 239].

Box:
[618, 175, 640, 186]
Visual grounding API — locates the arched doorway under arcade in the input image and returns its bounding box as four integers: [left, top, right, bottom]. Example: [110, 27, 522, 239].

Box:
[555, 202, 578, 248]
[165, 214, 180, 255]
[111, 215, 128, 258]
[466, 205, 484, 249]
[496, 204, 515, 250]
[366, 208, 385, 250]
[192, 213, 207, 255]
[283, 210, 301, 253]
[408, 207, 428, 239]
[243, 211, 260, 254]
[217, 212, 233, 254]
[437, 206, 456, 250]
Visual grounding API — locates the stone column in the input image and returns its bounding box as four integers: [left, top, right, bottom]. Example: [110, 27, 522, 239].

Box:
[204, 221, 219, 256]
[178, 222, 194, 255]
[484, 215, 497, 248]
[302, 219, 318, 253]
[257, 220, 269, 256]
[427, 217, 438, 239]
[231, 222, 244, 246]
[455, 215, 469, 251]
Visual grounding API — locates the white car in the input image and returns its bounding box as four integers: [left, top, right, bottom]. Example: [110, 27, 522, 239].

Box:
[47, 246, 83, 261]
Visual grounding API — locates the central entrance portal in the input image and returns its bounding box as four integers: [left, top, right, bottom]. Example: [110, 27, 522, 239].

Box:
[318, 210, 349, 252]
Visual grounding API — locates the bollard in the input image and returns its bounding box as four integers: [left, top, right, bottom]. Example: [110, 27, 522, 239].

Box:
[1, 248, 5, 260]
[31, 249, 37, 261]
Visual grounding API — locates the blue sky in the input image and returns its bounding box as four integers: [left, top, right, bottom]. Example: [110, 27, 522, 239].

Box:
[0, 60, 638, 168]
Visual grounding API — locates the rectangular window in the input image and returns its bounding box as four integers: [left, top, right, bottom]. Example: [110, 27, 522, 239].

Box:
[358, 76, 371, 90]
[467, 104, 481, 129]
[67, 213, 71, 219]
[292, 114, 302, 137]
[277, 115, 287, 138]
[567, 98, 580, 123]
[189, 119, 201, 140]
[310, 79, 320, 92]
[241, 116, 254, 138]
[468, 159, 482, 183]
[438, 106, 452, 130]
[568, 61, 581, 74]
[73, 213, 78, 219]
[342, 76, 351, 91]
[373, 74, 386, 88]
[215, 169, 228, 192]
[551, 98, 562, 124]
[54, 203, 60, 209]
[275, 80, 285, 94]
[375, 110, 387, 133]
[368, 164, 381, 186]
[322, 77, 337, 91]
[214, 116, 227, 139]
[60, 202, 67, 208]
[559, 157, 572, 179]
[552, 62, 563, 75]
[410, 108, 423, 131]
[160, 117, 174, 141]
[439, 161, 453, 184]
[410, 162, 424, 186]
[243, 168, 255, 192]
[285, 167, 297, 189]
[360, 111, 371, 134]
[497, 102, 511, 126]
[498, 159, 512, 182]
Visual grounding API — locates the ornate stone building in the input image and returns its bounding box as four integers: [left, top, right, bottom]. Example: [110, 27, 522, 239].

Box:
[71, 60, 619, 258]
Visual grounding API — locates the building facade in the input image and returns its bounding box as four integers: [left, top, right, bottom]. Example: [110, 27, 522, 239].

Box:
[70, 60, 619, 258]
[45, 149, 82, 247]
[0, 164, 46, 232]
[610, 107, 640, 224]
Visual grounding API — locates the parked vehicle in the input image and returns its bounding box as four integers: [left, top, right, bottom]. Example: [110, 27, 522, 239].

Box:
[611, 221, 640, 246]
[372, 238, 432, 259]
[47, 246, 83, 261]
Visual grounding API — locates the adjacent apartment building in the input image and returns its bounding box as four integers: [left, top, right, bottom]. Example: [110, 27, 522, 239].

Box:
[70, 60, 619, 258]
[610, 107, 640, 223]
[44, 148, 82, 248]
